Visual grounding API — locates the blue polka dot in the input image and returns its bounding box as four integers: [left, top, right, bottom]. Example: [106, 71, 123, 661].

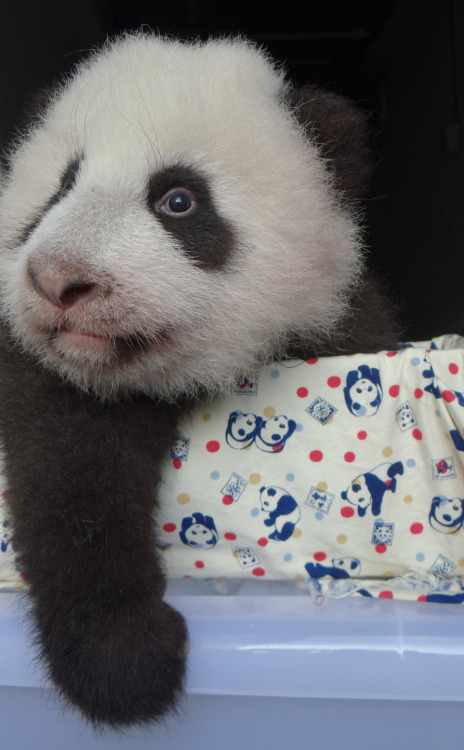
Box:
[251, 507, 260, 517]
[271, 369, 280, 379]
[286, 473, 295, 482]
[411, 357, 421, 367]
[416, 553, 425, 562]
[210, 471, 220, 480]
[283, 553, 293, 562]
[295, 423, 304, 432]
[406, 459, 416, 468]
[315, 512, 324, 521]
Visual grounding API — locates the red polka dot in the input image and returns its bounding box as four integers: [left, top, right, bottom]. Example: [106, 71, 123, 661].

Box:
[173, 459, 182, 469]
[344, 451, 356, 463]
[163, 523, 176, 533]
[224, 532, 237, 541]
[1, 491, 10, 502]
[195, 561, 204, 569]
[306, 357, 318, 365]
[206, 440, 220, 452]
[412, 428, 422, 441]
[410, 523, 423, 535]
[314, 551, 327, 562]
[222, 495, 234, 506]
[309, 450, 323, 462]
[386, 351, 398, 357]
[357, 431, 367, 440]
[252, 567, 266, 577]
[375, 544, 387, 554]
[258, 537, 268, 547]
[443, 390, 455, 403]
[389, 385, 400, 397]
[327, 376, 341, 388]
[417, 595, 427, 602]
[341, 506, 355, 518]
[414, 388, 424, 399]
[449, 363, 459, 375]
[297, 387, 309, 398]
[379, 590, 393, 599]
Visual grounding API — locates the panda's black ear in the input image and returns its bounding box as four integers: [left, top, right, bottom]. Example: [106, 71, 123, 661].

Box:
[288, 85, 371, 201]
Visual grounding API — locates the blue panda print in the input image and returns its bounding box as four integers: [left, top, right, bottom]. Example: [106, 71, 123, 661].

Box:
[225, 411, 261, 449]
[255, 415, 296, 453]
[429, 496, 464, 533]
[342, 461, 404, 517]
[305, 557, 361, 580]
[344, 365, 383, 417]
[259, 486, 300, 541]
[179, 513, 219, 549]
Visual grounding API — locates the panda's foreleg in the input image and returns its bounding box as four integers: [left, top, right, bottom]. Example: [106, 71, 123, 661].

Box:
[0, 328, 188, 728]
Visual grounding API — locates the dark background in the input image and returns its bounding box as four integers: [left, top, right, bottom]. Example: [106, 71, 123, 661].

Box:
[1, 0, 463, 341]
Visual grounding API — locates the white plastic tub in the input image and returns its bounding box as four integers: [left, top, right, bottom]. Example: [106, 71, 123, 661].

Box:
[0, 579, 462, 749]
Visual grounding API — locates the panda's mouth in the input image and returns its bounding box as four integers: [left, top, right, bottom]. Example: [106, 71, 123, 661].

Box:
[50, 325, 172, 362]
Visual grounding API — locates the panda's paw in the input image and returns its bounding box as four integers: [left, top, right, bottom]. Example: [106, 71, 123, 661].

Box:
[40, 597, 188, 728]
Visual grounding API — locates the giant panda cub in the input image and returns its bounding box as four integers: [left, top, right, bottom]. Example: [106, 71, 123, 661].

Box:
[0, 33, 398, 728]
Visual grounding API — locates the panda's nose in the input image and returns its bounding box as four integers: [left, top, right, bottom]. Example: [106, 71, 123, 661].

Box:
[29, 264, 101, 310]
[34, 275, 99, 310]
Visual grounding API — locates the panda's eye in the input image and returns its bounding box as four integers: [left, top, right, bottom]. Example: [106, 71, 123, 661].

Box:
[58, 158, 80, 199]
[158, 189, 195, 216]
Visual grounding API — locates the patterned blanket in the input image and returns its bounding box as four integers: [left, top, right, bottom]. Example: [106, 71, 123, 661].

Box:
[1, 335, 464, 603]
[158, 334, 464, 602]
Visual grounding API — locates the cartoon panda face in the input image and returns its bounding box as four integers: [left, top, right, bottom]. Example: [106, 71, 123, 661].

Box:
[260, 416, 291, 444]
[171, 438, 189, 461]
[374, 525, 392, 543]
[259, 486, 285, 512]
[229, 412, 258, 441]
[183, 523, 216, 547]
[398, 408, 414, 429]
[348, 379, 381, 417]
[343, 475, 371, 513]
[332, 557, 361, 577]
[234, 548, 260, 569]
[429, 496, 464, 533]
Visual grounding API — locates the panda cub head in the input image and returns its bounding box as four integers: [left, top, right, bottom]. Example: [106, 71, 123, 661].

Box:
[0, 33, 364, 400]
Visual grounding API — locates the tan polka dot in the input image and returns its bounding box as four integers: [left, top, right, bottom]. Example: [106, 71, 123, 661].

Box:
[202, 412, 211, 422]
[317, 481, 328, 491]
[292, 527, 302, 539]
[294, 574, 305, 582]
[458, 558, 464, 568]
[263, 406, 276, 419]
[249, 473, 262, 485]
[177, 493, 190, 505]
[336, 534, 347, 545]
[404, 495, 413, 504]
[383, 571, 395, 578]
[444, 432, 452, 442]
[382, 446, 393, 457]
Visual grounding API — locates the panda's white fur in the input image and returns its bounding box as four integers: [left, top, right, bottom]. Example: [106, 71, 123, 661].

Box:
[0, 33, 362, 400]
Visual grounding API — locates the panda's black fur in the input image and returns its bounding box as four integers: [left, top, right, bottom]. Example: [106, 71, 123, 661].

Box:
[0, 33, 399, 728]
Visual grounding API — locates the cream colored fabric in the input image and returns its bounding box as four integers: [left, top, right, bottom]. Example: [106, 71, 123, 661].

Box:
[1, 335, 464, 602]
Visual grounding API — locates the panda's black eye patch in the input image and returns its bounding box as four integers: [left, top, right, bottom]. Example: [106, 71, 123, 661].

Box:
[59, 158, 80, 199]
[147, 164, 235, 270]
[18, 156, 81, 245]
